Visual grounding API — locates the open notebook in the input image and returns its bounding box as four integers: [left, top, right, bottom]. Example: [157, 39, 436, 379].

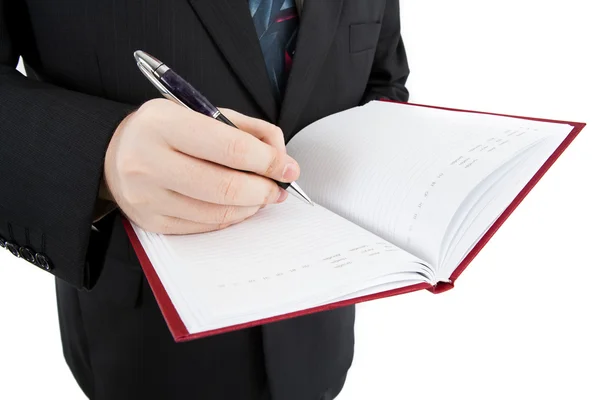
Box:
[123, 101, 585, 341]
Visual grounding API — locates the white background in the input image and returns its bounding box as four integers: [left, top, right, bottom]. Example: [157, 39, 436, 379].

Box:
[1, 0, 598, 399]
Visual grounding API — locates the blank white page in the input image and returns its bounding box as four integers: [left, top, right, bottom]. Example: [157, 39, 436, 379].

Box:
[438, 133, 568, 278]
[286, 101, 573, 267]
[131, 195, 429, 333]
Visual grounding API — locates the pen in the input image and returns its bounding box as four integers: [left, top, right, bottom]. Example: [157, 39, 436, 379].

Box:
[133, 50, 313, 206]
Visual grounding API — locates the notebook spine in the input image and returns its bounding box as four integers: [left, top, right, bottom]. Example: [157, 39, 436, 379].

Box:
[428, 281, 454, 294]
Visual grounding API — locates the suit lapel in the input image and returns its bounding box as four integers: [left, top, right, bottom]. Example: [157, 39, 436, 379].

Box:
[278, 0, 345, 138]
[187, 0, 278, 122]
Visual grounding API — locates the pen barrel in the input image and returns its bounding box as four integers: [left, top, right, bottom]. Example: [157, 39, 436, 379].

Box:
[277, 181, 290, 190]
[158, 68, 302, 200]
[160, 69, 219, 118]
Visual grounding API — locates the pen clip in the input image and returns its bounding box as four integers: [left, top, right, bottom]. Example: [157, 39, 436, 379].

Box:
[136, 60, 189, 110]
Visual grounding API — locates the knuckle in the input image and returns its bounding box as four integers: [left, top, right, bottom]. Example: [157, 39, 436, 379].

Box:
[218, 205, 237, 225]
[266, 125, 284, 141]
[142, 98, 169, 112]
[135, 100, 159, 120]
[134, 99, 171, 127]
[116, 153, 147, 177]
[263, 148, 279, 176]
[226, 137, 249, 165]
[263, 183, 280, 204]
[218, 174, 240, 203]
[115, 159, 155, 200]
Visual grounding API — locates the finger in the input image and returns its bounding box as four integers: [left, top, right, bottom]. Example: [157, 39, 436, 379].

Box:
[219, 108, 286, 153]
[152, 216, 234, 235]
[152, 213, 255, 235]
[160, 189, 261, 225]
[163, 109, 300, 183]
[156, 150, 288, 206]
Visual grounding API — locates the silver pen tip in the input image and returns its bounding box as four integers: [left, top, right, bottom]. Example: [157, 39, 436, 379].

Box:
[288, 182, 314, 206]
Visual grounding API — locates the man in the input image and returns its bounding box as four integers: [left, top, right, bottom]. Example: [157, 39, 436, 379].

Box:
[0, 0, 409, 399]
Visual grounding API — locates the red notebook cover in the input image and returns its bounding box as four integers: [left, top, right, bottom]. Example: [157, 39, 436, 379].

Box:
[122, 101, 586, 342]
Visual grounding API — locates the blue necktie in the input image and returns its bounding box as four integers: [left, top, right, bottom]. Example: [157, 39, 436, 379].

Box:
[249, 0, 300, 103]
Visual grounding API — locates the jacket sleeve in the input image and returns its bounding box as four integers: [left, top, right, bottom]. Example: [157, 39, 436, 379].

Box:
[361, 0, 410, 104]
[0, 1, 135, 289]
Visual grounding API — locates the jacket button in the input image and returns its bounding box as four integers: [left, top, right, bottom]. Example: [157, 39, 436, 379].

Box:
[19, 246, 37, 264]
[6, 242, 20, 257]
[35, 253, 53, 271]
[0, 235, 6, 248]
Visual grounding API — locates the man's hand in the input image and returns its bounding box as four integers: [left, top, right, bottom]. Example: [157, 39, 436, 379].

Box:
[103, 98, 299, 234]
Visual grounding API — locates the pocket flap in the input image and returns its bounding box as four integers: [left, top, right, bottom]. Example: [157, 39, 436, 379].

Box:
[349, 22, 382, 53]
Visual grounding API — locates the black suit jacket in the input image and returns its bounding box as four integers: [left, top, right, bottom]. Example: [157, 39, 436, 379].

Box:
[0, 1, 409, 399]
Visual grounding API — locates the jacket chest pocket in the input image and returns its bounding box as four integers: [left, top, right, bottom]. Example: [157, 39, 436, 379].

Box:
[349, 22, 382, 53]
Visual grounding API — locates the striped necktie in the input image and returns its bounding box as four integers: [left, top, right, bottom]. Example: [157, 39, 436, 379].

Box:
[248, 0, 300, 103]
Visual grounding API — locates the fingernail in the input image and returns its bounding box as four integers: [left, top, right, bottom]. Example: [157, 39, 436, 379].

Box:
[282, 163, 299, 181]
[277, 188, 288, 203]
